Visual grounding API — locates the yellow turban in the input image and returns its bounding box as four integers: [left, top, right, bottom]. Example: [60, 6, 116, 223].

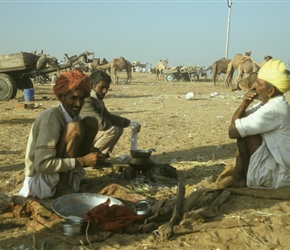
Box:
[258, 59, 290, 93]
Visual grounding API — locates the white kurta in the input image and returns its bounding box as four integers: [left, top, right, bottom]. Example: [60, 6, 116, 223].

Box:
[235, 96, 290, 189]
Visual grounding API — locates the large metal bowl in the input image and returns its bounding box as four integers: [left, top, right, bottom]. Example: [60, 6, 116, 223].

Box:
[51, 193, 124, 222]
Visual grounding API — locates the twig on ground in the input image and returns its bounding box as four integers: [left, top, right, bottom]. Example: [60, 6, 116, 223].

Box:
[157, 181, 185, 240]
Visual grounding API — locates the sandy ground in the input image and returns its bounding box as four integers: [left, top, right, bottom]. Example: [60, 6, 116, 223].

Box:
[1, 71, 290, 250]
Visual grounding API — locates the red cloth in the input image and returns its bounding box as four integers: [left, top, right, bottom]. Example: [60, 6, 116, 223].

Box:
[83, 198, 145, 232]
[53, 70, 91, 100]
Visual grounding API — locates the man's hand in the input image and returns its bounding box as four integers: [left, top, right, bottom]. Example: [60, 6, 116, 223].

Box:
[130, 120, 141, 133]
[135, 122, 141, 133]
[76, 152, 105, 167]
[242, 89, 257, 108]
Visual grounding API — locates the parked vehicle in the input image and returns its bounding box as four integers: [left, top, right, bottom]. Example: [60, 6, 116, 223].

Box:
[163, 65, 199, 82]
[0, 52, 74, 101]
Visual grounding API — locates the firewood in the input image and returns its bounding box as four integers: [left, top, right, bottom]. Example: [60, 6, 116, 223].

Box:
[159, 203, 174, 215]
[157, 181, 185, 240]
[180, 190, 231, 226]
[145, 199, 165, 223]
[182, 189, 203, 214]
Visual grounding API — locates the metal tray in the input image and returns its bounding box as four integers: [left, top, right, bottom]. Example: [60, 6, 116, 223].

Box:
[51, 193, 124, 222]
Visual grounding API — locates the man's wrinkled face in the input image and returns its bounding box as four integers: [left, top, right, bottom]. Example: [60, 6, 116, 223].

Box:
[252, 78, 272, 104]
[60, 89, 86, 117]
[92, 80, 110, 100]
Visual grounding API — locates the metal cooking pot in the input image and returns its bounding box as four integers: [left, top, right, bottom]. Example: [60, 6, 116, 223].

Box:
[61, 221, 85, 236]
[130, 149, 151, 158]
[134, 200, 152, 217]
[128, 157, 154, 171]
[130, 148, 155, 158]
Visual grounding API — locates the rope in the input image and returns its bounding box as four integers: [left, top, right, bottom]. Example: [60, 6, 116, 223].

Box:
[85, 221, 93, 250]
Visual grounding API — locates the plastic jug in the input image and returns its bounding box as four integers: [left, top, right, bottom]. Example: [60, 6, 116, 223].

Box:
[130, 121, 139, 150]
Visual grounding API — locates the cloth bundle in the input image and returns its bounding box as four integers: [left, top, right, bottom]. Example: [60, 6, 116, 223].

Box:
[83, 198, 145, 232]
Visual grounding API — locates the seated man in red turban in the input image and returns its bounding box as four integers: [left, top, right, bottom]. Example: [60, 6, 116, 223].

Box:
[19, 70, 104, 199]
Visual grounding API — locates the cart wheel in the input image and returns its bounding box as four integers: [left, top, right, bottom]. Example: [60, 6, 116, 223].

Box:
[0, 73, 17, 101]
[166, 74, 175, 82]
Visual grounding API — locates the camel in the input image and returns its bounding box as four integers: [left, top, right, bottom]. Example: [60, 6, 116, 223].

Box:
[36, 54, 59, 78]
[71, 60, 89, 72]
[64, 53, 77, 62]
[156, 59, 168, 81]
[75, 51, 94, 63]
[234, 72, 258, 91]
[234, 55, 273, 88]
[63, 51, 95, 72]
[211, 58, 231, 86]
[199, 66, 212, 81]
[87, 58, 109, 73]
[64, 51, 94, 64]
[224, 51, 252, 87]
[97, 57, 132, 84]
[34, 54, 59, 83]
[63, 56, 89, 72]
[36, 54, 58, 70]
[193, 66, 210, 82]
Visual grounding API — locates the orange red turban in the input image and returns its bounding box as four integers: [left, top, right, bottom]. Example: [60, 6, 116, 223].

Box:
[53, 70, 91, 100]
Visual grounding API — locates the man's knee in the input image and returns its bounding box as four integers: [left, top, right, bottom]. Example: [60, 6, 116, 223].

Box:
[107, 126, 123, 136]
[238, 134, 262, 155]
[66, 121, 83, 135]
[81, 117, 98, 133]
[245, 135, 262, 149]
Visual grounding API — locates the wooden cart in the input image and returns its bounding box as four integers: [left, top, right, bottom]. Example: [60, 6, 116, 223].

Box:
[0, 52, 73, 101]
[163, 65, 200, 82]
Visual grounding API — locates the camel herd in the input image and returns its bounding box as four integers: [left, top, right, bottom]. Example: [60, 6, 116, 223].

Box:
[153, 53, 270, 90]
[152, 51, 273, 90]
[62, 52, 132, 84]
[38, 50, 272, 89]
[211, 51, 272, 90]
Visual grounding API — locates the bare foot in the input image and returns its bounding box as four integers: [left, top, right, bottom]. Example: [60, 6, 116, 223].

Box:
[211, 164, 246, 189]
[212, 175, 246, 189]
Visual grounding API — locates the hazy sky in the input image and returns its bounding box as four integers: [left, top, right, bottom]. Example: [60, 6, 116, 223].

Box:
[1, 0, 289, 68]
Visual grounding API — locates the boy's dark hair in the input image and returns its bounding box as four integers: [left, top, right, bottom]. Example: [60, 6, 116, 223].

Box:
[89, 70, 111, 87]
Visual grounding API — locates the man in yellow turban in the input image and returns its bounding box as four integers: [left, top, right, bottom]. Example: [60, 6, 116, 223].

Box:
[214, 59, 290, 189]
[19, 70, 104, 199]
